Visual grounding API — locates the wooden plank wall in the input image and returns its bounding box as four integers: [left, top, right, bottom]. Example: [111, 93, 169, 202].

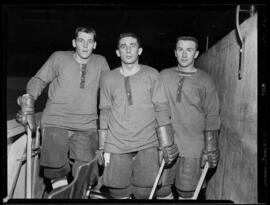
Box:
[195, 14, 257, 203]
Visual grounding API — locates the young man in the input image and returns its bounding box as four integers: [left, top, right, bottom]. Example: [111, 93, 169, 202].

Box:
[97, 33, 179, 199]
[16, 26, 110, 192]
[160, 36, 221, 199]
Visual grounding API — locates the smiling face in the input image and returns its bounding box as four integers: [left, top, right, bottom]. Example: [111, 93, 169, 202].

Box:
[175, 40, 199, 69]
[116, 36, 143, 65]
[72, 31, 96, 60]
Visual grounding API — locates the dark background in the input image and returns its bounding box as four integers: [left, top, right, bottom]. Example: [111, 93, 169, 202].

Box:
[2, 3, 258, 120]
[2, 4, 254, 76]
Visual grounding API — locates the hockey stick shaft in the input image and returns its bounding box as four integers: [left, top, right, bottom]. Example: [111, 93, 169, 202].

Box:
[191, 161, 209, 200]
[149, 159, 165, 199]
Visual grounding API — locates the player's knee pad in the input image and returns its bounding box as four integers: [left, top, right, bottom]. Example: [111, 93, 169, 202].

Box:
[50, 177, 68, 190]
[156, 192, 174, 199]
[132, 186, 152, 199]
[107, 186, 132, 199]
[155, 185, 172, 198]
[176, 188, 194, 199]
[43, 162, 71, 179]
[175, 157, 201, 192]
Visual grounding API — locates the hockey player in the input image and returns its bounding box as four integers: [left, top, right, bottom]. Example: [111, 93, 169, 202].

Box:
[160, 36, 221, 199]
[16, 26, 110, 193]
[96, 32, 179, 199]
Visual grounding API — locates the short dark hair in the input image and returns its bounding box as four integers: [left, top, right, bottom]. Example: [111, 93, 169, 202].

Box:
[176, 36, 199, 50]
[117, 32, 141, 48]
[74, 26, 96, 41]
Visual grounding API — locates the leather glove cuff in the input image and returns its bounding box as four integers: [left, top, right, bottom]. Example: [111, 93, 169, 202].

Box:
[204, 130, 219, 152]
[98, 129, 108, 150]
[156, 124, 174, 147]
[17, 94, 35, 113]
[16, 94, 36, 130]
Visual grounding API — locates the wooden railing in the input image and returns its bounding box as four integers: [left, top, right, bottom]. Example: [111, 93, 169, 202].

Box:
[7, 113, 42, 140]
[5, 112, 42, 201]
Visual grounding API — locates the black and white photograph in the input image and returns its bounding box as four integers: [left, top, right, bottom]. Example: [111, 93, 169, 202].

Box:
[2, 3, 267, 204]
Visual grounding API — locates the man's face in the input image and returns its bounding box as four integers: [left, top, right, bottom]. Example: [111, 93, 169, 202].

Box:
[175, 40, 199, 68]
[116, 36, 142, 64]
[72, 31, 96, 60]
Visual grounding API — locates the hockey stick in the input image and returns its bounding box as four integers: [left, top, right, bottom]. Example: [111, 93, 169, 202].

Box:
[191, 161, 209, 200]
[31, 125, 41, 197]
[26, 125, 32, 198]
[178, 161, 209, 200]
[149, 159, 165, 199]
